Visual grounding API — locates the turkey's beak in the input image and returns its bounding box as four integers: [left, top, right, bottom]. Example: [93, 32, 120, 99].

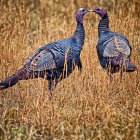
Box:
[86, 10, 90, 13]
[88, 10, 94, 12]
[89, 9, 99, 13]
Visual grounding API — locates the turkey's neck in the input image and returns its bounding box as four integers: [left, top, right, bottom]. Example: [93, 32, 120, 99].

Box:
[73, 20, 85, 49]
[98, 14, 110, 37]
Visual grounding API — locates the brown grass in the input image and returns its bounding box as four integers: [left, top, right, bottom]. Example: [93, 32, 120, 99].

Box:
[0, 0, 140, 139]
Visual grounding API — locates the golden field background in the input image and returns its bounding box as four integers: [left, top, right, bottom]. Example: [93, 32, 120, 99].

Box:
[0, 0, 140, 139]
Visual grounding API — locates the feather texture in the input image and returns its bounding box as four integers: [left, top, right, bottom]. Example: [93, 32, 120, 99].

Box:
[93, 7, 136, 78]
[0, 8, 89, 90]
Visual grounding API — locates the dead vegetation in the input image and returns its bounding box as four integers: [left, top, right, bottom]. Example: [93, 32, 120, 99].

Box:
[0, 0, 140, 139]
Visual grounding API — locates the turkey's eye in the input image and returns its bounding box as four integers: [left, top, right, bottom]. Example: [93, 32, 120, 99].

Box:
[82, 9, 86, 13]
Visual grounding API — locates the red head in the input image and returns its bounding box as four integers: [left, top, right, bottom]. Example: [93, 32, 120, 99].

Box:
[76, 8, 89, 23]
[92, 7, 107, 18]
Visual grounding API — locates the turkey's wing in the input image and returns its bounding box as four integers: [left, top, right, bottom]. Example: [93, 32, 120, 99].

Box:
[103, 36, 131, 57]
[26, 49, 57, 71]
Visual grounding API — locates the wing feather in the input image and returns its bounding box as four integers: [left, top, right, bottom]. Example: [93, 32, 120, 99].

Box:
[103, 36, 131, 57]
[25, 49, 56, 71]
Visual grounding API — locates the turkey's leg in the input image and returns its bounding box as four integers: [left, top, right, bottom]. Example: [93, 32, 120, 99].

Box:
[107, 62, 113, 82]
[76, 57, 82, 75]
[48, 79, 58, 115]
[48, 79, 58, 133]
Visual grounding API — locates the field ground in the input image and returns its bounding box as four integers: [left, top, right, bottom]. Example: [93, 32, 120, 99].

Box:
[0, 0, 140, 139]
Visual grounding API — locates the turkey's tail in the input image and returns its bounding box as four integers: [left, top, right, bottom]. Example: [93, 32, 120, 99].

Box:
[124, 60, 137, 72]
[0, 68, 28, 90]
[110, 55, 136, 73]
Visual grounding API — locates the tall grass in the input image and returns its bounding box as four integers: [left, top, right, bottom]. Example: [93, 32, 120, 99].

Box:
[0, 0, 140, 139]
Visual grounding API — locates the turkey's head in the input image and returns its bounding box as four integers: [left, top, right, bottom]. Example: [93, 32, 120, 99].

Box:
[92, 7, 107, 18]
[76, 8, 89, 24]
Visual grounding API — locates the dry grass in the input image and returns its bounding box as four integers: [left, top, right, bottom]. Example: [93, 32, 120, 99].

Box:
[0, 0, 140, 139]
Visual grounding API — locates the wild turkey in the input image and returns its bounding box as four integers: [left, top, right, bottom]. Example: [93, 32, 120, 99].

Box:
[0, 8, 89, 91]
[92, 7, 136, 79]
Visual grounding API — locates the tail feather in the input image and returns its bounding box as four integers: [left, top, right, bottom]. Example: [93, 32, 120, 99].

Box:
[0, 68, 27, 90]
[109, 55, 136, 73]
[124, 60, 136, 72]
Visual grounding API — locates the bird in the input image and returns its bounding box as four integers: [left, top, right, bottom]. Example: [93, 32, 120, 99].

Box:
[0, 8, 89, 93]
[91, 7, 136, 80]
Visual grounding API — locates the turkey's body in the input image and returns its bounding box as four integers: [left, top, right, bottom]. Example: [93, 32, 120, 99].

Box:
[24, 34, 84, 89]
[0, 8, 88, 91]
[95, 13, 136, 78]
